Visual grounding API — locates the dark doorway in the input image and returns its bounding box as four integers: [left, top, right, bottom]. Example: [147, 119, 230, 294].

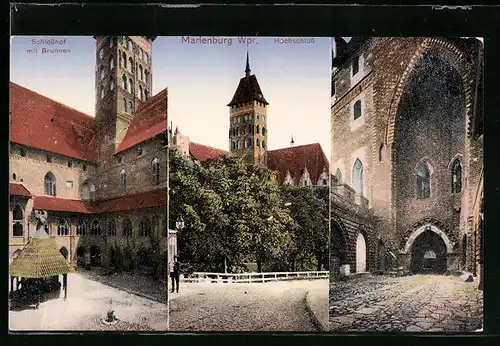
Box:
[76, 246, 86, 267]
[377, 240, 386, 271]
[331, 221, 347, 265]
[60, 247, 69, 259]
[410, 230, 447, 274]
[90, 246, 101, 267]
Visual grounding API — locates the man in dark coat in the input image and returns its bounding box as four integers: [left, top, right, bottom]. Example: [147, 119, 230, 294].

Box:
[169, 255, 180, 293]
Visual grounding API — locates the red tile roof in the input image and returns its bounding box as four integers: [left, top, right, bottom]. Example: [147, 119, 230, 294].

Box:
[10, 183, 32, 197]
[34, 196, 93, 214]
[94, 187, 167, 213]
[116, 88, 168, 153]
[32, 187, 167, 214]
[9, 82, 97, 162]
[189, 142, 228, 161]
[267, 143, 330, 185]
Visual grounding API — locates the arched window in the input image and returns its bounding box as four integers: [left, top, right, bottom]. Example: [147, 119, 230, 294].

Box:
[129, 79, 133, 94]
[256, 125, 260, 134]
[139, 65, 143, 81]
[256, 138, 260, 147]
[91, 220, 101, 236]
[379, 144, 385, 162]
[145, 70, 149, 83]
[335, 168, 342, 184]
[122, 74, 127, 90]
[128, 57, 134, 73]
[120, 169, 127, 192]
[262, 127, 266, 136]
[145, 52, 149, 64]
[110, 56, 114, 70]
[107, 219, 117, 236]
[416, 163, 431, 199]
[122, 218, 132, 237]
[122, 52, 127, 68]
[129, 101, 134, 114]
[139, 218, 151, 237]
[57, 218, 70, 236]
[152, 157, 160, 185]
[139, 85, 143, 100]
[144, 89, 149, 100]
[352, 159, 363, 195]
[262, 140, 266, 149]
[110, 78, 115, 90]
[123, 97, 128, 112]
[12, 173, 16, 180]
[353, 100, 362, 120]
[100, 87, 105, 99]
[451, 159, 462, 193]
[77, 219, 88, 236]
[44, 172, 56, 196]
[12, 205, 23, 237]
[128, 39, 133, 51]
[140, 48, 144, 60]
[100, 68, 105, 80]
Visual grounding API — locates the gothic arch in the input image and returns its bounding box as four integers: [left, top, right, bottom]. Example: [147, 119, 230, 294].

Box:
[402, 219, 456, 254]
[386, 38, 474, 145]
[447, 153, 464, 169]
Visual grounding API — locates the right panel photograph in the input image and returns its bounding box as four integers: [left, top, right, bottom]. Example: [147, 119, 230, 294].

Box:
[328, 37, 484, 333]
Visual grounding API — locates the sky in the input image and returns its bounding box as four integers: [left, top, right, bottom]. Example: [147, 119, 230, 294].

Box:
[10, 36, 332, 159]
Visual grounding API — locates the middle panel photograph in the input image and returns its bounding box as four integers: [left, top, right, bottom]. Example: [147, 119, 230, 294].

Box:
[166, 36, 331, 332]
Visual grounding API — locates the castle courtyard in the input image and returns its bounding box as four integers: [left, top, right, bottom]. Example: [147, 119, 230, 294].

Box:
[329, 274, 483, 333]
[9, 271, 168, 331]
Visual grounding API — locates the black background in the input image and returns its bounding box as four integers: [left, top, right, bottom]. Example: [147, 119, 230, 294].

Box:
[6, 2, 500, 346]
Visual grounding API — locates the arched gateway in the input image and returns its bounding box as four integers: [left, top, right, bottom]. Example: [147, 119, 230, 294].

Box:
[404, 224, 453, 274]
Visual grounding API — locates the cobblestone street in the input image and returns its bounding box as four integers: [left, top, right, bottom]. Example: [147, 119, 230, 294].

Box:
[169, 280, 324, 331]
[329, 274, 483, 332]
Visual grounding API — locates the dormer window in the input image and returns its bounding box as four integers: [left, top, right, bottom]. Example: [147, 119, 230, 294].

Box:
[352, 55, 360, 76]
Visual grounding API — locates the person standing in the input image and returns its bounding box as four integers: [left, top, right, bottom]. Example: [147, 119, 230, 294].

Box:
[169, 255, 180, 293]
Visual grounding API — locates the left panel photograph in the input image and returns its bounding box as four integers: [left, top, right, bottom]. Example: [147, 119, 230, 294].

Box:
[9, 36, 168, 331]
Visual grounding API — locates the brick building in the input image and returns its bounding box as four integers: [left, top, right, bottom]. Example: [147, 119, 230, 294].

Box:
[329, 37, 484, 278]
[9, 36, 171, 277]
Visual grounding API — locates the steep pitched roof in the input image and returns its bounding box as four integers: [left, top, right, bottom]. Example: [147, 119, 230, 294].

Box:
[9, 82, 97, 162]
[10, 182, 32, 197]
[116, 87, 168, 153]
[189, 142, 228, 162]
[227, 74, 269, 106]
[10, 227, 75, 278]
[267, 143, 330, 185]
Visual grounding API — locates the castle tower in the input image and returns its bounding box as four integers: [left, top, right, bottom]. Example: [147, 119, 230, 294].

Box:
[93, 36, 156, 197]
[227, 52, 269, 166]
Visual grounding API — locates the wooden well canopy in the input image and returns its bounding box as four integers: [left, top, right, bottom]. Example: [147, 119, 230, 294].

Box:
[10, 227, 74, 278]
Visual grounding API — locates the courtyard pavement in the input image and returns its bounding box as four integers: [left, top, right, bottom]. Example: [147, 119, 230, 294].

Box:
[9, 271, 168, 331]
[329, 274, 483, 333]
[169, 279, 327, 332]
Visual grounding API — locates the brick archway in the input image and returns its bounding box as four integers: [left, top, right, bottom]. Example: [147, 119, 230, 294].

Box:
[385, 38, 474, 146]
[402, 218, 457, 254]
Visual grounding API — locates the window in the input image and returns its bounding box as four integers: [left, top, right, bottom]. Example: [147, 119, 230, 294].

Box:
[262, 127, 266, 136]
[139, 218, 152, 237]
[20, 148, 26, 157]
[137, 146, 143, 156]
[331, 78, 336, 96]
[139, 65, 143, 81]
[145, 70, 149, 83]
[122, 52, 127, 68]
[57, 218, 70, 236]
[323, 179, 328, 185]
[262, 115, 265, 122]
[109, 37, 114, 48]
[12, 173, 16, 180]
[232, 142, 236, 150]
[77, 220, 88, 236]
[46, 155, 53, 163]
[129, 57, 134, 73]
[129, 101, 134, 114]
[416, 163, 431, 199]
[118, 156, 122, 164]
[352, 159, 363, 195]
[66, 181, 73, 188]
[452, 159, 462, 193]
[110, 78, 115, 90]
[262, 140, 265, 149]
[99, 48, 104, 59]
[83, 164, 87, 172]
[100, 68, 105, 80]
[68, 160, 73, 168]
[248, 138, 252, 148]
[122, 74, 127, 90]
[120, 169, 127, 192]
[353, 100, 362, 120]
[352, 55, 360, 76]
[152, 157, 160, 185]
[100, 87, 105, 99]
[124, 98, 128, 112]
[144, 89, 149, 100]
[81, 181, 96, 200]
[140, 85, 143, 100]
[44, 172, 56, 196]
[256, 113, 260, 121]
[335, 168, 342, 184]
[110, 56, 114, 70]
[378, 144, 385, 162]
[140, 48, 144, 60]
[256, 125, 260, 134]
[12, 205, 23, 237]
[107, 220, 117, 236]
[145, 52, 149, 63]
[90, 220, 102, 236]
[128, 39, 133, 51]
[256, 138, 260, 147]
[122, 218, 132, 237]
